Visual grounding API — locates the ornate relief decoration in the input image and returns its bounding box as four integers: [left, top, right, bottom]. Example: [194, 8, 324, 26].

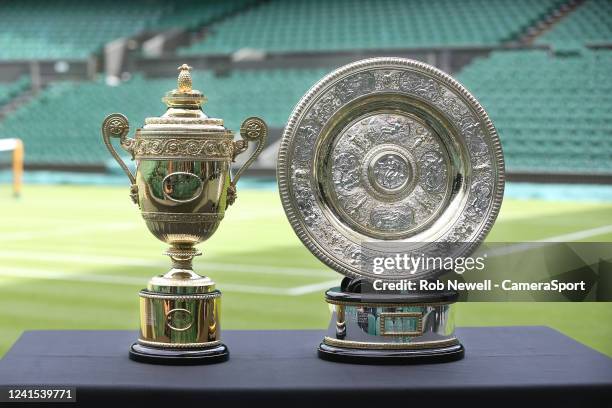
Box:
[133, 137, 234, 160]
[277, 58, 505, 281]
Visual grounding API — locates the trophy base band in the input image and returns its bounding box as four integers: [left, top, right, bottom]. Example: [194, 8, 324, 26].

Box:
[320, 279, 463, 364]
[129, 342, 229, 365]
[133, 283, 226, 365]
[318, 342, 464, 364]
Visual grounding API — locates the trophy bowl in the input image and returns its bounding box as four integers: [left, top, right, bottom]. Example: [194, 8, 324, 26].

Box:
[101, 65, 267, 364]
[137, 160, 231, 247]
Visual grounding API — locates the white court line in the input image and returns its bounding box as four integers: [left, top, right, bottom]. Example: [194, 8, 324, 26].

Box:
[0, 210, 279, 241]
[226, 209, 284, 221]
[287, 280, 340, 296]
[1, 225, 608, 293]
[0, 266, 335, 296]
[535, 224, 612, 242]
[5, 221, 607, 262]
[0, 223, 139, 241]
[497, 208, 592, 222]
[0, 250, 332, 278]
[487, 224, 612, 257]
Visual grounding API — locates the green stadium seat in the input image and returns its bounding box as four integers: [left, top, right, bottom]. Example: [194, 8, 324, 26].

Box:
[537, 0, 612, 47]
[458, 49, 612, 175]
[0, 69, 328, 166]
[0, 77, 31, 107]
[179, 0, 563, 55]
[0, 0, 254, 60]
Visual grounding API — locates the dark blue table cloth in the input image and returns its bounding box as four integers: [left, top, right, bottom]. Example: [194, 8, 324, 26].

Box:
[0, 327, 610, 407]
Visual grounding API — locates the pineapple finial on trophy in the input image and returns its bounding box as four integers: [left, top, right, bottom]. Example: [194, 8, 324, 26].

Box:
[177, 63, 192, 92]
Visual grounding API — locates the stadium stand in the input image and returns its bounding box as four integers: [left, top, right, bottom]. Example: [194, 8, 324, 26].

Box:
[536, 0, 612, 47]
[0, 0, 610, 180]
[0, 77, 30, 107]
[0, 1, 162, 60]
[153, 0, 256, 31]
[179, 0, 563, 54]
[0, 69, 327, 165]
[458, 49, 612, 174]
[3, 46, 609, 176]
[0, 0, 254, 60]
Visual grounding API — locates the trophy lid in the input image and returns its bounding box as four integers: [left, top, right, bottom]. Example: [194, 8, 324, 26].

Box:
[141, 64, 228, 133]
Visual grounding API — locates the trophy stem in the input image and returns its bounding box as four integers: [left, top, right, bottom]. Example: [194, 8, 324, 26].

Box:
[163, 244, 202, 276]
[170, 255, 193, 271]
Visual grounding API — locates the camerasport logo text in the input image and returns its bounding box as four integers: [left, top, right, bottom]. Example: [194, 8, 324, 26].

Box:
[373, 279, 587, 293]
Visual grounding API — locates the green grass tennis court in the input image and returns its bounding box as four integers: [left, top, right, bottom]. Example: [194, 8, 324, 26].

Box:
[0, 184, 611, 357]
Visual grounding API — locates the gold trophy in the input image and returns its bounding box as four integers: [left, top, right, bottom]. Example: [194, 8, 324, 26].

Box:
[101, 64, 267, 364]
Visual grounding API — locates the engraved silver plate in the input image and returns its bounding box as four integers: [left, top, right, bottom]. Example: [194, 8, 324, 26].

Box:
[277, 58, 504, 281]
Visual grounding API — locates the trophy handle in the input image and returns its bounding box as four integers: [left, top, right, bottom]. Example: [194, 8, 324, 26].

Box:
[101, 113, 138, 204]
[228, 117, 268, 206]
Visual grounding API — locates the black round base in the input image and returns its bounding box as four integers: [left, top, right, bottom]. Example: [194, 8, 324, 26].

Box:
[318, 342, 464, 365]
[129, 343, 229, 365]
